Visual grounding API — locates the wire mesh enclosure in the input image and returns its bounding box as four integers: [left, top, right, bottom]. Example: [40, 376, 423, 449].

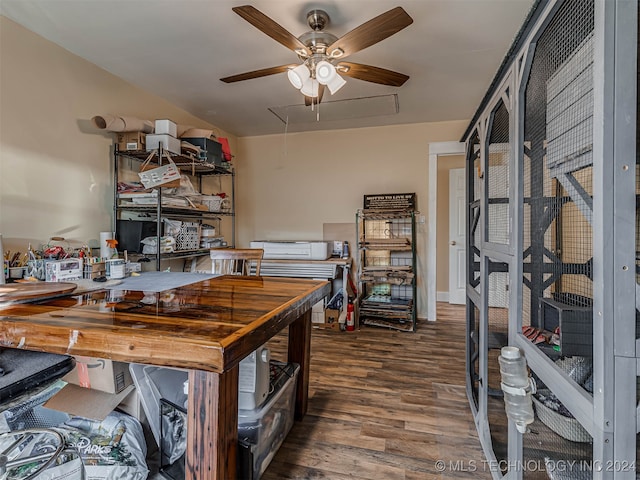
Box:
[487, 100, 511, 246]
[521, 0, 594, 361]
[464, 0, 638, 477]
[468, 301, 481, 411]
[636, 31, 640, 472]
[487, 266, 511, 475]
[469, 130, 483, 296]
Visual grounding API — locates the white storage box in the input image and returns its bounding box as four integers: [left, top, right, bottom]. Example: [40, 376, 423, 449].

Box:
[201, 227, 216, 237]
[45, 258, 83, 282]
[146, 133, 181, 155]
[311, 299, 325, 324]
[155, 119, 177, 137]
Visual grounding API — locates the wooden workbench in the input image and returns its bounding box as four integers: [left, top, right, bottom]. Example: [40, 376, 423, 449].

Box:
[0, 274, 330, 479]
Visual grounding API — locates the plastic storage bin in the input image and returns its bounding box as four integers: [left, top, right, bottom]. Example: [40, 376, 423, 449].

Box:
[237, 362, 299, 479]
[129, 363, 188, 449]
[156, 361, 299, 480]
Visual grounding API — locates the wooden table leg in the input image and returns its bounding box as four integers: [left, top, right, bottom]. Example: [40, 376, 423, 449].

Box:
[288, 309, 311, 420]
[185, 366, 239, 480]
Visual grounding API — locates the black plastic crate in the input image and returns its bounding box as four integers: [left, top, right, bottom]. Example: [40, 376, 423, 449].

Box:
[539, 296, 593, 356]
[181, 137, 223, 166]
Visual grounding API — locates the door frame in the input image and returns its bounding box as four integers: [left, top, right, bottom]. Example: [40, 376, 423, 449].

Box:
[427, 141, 466, 321]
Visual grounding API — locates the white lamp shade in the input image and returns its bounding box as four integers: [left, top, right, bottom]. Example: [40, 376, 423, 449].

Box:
[315, 60, 336, 85]
[300, 77, 320, 97]
[326, 73, 347, 94]
[288, 64, 310, 89]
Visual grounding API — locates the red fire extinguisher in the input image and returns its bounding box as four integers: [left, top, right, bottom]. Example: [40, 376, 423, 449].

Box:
[346, 298, 355, 331]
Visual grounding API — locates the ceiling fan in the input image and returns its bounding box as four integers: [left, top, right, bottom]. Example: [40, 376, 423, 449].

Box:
[220, 5, 413, 105]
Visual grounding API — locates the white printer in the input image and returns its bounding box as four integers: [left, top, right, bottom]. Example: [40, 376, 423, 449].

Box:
[250, 240, 331, 260]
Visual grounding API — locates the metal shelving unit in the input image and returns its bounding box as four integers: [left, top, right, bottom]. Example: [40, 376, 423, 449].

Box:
[463, 0, 638, 478]
[356, 209, 417, 332]
[113, 145, 235, 270]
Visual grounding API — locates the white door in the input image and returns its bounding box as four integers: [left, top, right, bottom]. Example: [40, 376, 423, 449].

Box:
[448, 168, 466, 304]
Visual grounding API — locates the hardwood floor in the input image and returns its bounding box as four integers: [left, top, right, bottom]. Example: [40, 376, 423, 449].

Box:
[262, 302, 490, 480]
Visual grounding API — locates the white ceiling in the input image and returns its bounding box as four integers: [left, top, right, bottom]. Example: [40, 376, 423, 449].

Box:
[0, 0, 535, 137]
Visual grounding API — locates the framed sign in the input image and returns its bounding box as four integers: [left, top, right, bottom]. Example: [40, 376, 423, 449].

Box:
[363, 193, 416, 211]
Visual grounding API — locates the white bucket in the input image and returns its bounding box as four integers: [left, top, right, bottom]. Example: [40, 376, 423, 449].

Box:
[106, 259, 126, 279]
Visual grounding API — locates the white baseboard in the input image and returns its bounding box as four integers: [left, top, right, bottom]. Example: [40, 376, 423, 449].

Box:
[437, 291, 450, 302]
[417, 316, 435, 322]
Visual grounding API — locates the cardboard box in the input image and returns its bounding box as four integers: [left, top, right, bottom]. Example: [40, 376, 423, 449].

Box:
[63, 356, 132, 394]
[314, 307, 342, 331]
[45, 357, 136, 421]
[84, 261, 106, 280]
[146, 133, 181, 154]
[45, 383, 135, 421]
[45, 258, 83, 282]
[116, 131, 146, 151]
[155, 119, 177, 137]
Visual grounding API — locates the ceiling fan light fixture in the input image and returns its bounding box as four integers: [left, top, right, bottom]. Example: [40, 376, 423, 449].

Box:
[225, 5, 413, 106]
[288, 64, 310, 89]
[300, 77, 320, 97]
[315, 60, 336, 85]
[326, 73, 347, 94]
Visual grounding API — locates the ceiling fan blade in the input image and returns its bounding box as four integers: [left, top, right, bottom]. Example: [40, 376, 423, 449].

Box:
[336, 62, 409, 87]
[233, 5, 311, 56]
[220, 64, 297, 83]
[327, 7, 413, 59]
[304, 85, 325, 106]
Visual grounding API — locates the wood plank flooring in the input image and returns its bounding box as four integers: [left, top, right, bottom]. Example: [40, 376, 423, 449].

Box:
[262, 302, 490, 480]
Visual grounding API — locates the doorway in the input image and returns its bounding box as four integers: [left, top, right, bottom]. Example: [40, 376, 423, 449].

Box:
[427, 141, 466, 321]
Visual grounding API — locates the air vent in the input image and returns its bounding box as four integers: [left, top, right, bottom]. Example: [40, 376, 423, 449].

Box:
[268, 94, 399, 126]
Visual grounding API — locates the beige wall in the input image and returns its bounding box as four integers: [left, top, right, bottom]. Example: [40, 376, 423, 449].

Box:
[436, 155, 465, 295]
[236, 121, 468, 319]
[0, 17, 235, 253]
[1, 16, 469, 319]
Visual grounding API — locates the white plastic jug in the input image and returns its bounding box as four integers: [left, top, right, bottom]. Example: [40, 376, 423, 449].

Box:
[498, 346, 535, 433]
